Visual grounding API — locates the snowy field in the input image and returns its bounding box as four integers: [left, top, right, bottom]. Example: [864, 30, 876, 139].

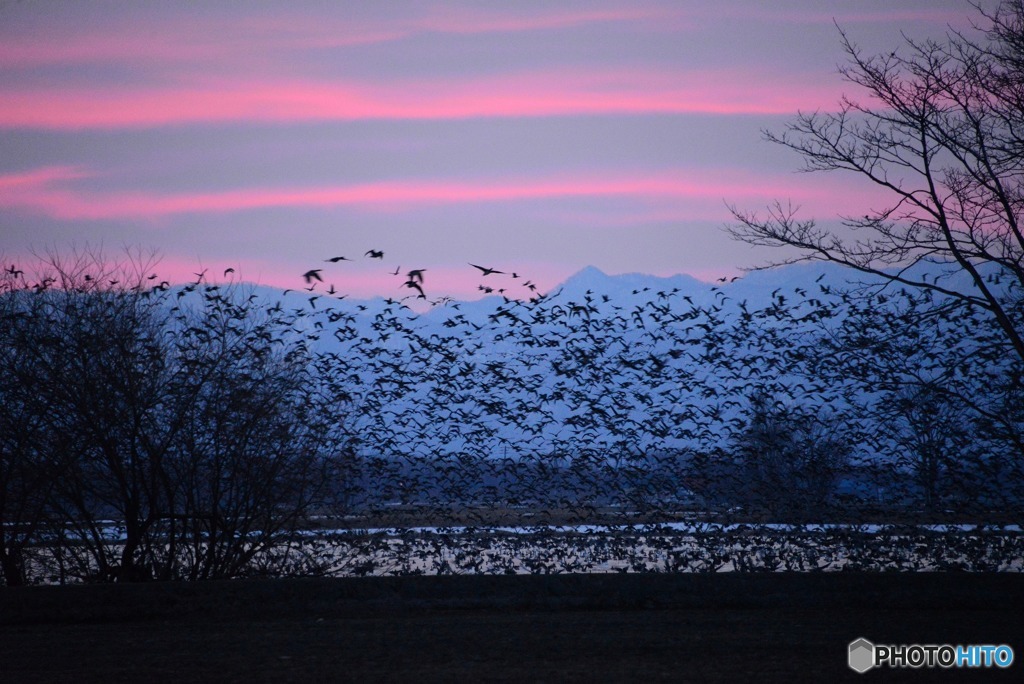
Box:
[301, 524, 1024, 576]
[22, 522, 1024, 583]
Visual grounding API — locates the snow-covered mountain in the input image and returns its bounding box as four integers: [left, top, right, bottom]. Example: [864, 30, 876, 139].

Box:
[154, 259, 1022, 510]
[210, 263, 983, 462]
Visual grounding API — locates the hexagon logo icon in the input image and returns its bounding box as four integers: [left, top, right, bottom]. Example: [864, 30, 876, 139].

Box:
[849, 638, 875, 673]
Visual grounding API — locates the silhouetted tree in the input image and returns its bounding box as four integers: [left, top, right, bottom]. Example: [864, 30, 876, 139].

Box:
[0, 249, 352, 584]
[795, 280, 1024, 515]
[158, 280, 350, 580]
[877, 384, 969, 511]
[0, 261, 75, 585]
[731, 393, 850, 518]
[729, 1, 1024, 365]
[726, 2, 1024, 521]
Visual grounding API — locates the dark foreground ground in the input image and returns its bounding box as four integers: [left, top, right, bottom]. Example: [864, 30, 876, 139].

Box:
[2, 573, 1022, 683]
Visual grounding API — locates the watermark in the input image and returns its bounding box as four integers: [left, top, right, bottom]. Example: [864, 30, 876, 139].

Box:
[849, 638, 1014, 673]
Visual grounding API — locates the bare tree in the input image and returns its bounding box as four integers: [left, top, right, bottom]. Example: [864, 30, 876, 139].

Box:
[730, 393, 850, 518]
[876, 384, 969, 511]
[0, 249, 351, 584]
[0, 249, 169, 583]
[728, 1, 1024, 364]
[0, 262, 73, 585]
[162, 286, 349, 580]
[811, 283, 1024, 514]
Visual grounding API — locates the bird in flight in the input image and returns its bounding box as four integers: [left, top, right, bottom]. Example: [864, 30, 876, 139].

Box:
[365, 250, 385, 259]
[326, 256, 351, 263]
[302, 269, 324, 284]
[403, 280, 426, 299]
[223, 267, 235, 277]
[470, 263, 504, 276]
[406, 269, 426, 284]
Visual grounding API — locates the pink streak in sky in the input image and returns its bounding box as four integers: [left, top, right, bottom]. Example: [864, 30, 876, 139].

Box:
[0, 67, 844, 129]
[0, 166, 885, 223]
[735, 8, 972, 26]
[0, 4, 963, 71]
[0, 166, 89, 190]
[0, 7, 667, 66]
[406, 6, 670, 36]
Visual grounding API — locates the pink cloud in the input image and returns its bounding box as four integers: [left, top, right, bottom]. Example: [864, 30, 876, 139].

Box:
[0, 169, 747, 218]
[769, 9, 971, 26]
[0, 66, 844, 129]
[0, 164, 890, 224]
[0, 166, 89, 189]
[413, 6, 669, 35]
[690, 4, 972, 27]
[0, 166, 97, 218]
[2, 4, 963, 71]
[0, 7, 668, 67]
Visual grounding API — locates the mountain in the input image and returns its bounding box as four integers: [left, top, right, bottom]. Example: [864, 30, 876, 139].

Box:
[557, 265, 708, 300]
[172, 261, 1007, 467]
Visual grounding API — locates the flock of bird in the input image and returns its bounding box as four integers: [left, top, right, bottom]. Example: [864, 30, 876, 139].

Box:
[3, 250, 1022, 581]
[132, 249, 1019, 528]
[313, 525, 1024, 577]
[5, 251, 1020, 527]
[179, 250, 1021, 526]
[296, 250, 541, 306]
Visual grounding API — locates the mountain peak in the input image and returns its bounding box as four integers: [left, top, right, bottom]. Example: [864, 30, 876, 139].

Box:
[565, 265, 609, 282]
[559, 266, 706, 299]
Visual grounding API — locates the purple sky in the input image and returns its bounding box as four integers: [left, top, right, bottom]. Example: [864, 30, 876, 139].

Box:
[0, 0, 984, 300]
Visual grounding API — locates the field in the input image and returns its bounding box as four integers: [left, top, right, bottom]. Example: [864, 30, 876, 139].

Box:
[21, 522, 1024, 584]
[2, 573, 1022, 682]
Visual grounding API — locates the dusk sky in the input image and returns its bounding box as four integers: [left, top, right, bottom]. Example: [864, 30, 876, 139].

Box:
[0, 0, 984, 300]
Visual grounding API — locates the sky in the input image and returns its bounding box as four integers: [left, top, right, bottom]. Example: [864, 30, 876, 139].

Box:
[0, 0, 988, 301]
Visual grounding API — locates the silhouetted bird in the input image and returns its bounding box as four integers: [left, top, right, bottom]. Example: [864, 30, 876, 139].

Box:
[302, 269, 324, 284]
[470, 263, 504, 276]
[403, 281, 426, 299]
[365, 250, 385, 259]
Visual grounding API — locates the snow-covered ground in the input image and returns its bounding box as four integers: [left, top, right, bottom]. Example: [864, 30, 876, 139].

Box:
[23, 523, 1022, 583]
[302, 524, 1024, 576]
